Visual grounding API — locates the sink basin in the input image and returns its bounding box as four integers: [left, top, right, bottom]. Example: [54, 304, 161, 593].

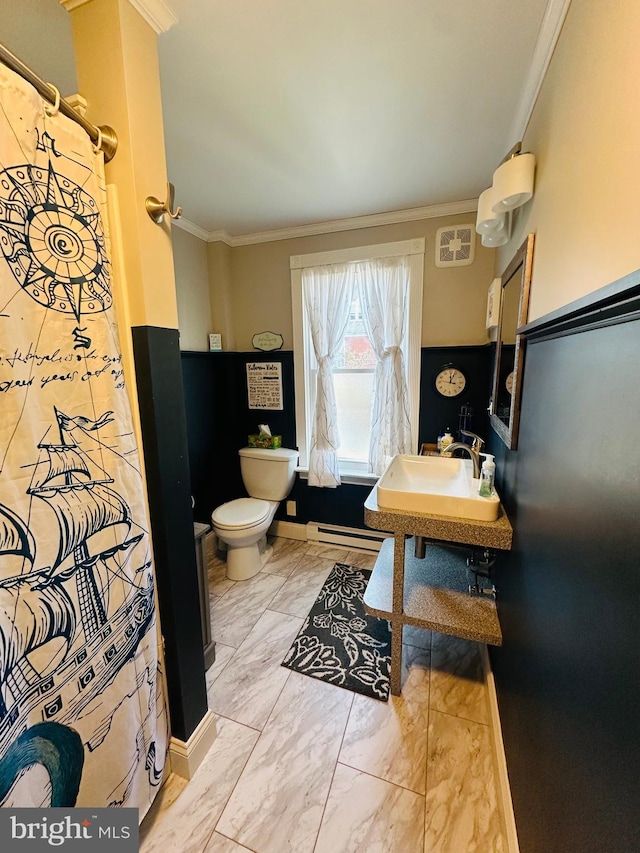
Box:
[376, 454, 500, 522]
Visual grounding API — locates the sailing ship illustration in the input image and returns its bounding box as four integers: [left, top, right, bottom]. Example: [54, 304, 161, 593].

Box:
[0, 407, 159, 803]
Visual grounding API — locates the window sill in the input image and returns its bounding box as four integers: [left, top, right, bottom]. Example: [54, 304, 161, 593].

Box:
[295, 467, 378, 487]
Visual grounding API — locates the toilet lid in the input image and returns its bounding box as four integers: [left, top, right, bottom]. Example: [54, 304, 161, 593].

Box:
[212, 498, 271, 530]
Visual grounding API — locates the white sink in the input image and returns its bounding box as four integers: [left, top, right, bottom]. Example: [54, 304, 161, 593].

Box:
[376, 454, 500, 522]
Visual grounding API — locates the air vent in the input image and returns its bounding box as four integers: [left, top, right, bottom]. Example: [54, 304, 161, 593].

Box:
[435, 224, 475, 268]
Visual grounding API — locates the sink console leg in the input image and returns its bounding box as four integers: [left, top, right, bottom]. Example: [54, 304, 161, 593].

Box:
[389, 533, 406, 696]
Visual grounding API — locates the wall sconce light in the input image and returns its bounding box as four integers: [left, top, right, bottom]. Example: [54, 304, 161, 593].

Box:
[476, 144, 535, 247]
[480, 228, 508, 248]
[476, 186, 505, 235]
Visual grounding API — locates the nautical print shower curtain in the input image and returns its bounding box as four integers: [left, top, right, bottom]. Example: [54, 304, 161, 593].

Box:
[0, 65, 167, 813]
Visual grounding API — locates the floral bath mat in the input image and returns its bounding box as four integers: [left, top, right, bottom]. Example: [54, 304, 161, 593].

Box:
[281, 563, 391, 701]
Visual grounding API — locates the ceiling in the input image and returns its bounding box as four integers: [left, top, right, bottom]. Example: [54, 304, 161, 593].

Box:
[158, 0, 555, 239]
[2, 0, 560, 241]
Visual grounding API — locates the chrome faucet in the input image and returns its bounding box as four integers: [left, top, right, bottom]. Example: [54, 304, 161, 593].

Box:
[443, 430, 485, 478]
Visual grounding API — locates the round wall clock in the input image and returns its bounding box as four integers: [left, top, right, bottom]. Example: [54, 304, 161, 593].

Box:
[505, 370, 515, 395]
[434, 364, 467, 397]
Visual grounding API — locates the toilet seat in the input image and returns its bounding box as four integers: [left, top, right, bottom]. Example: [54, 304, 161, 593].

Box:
[212, 497, 271, 531]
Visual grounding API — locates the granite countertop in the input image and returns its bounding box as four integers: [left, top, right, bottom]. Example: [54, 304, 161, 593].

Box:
[364, 486, 513, 550]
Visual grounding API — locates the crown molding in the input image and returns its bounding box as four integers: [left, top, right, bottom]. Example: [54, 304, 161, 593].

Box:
[172, 217, 212, 243]
[230, 199, 478, 246]
[508, 0, 572, 148]
[175, 199, 479, 247]
[60, 0, 177, 33]
[207, 229, 236, 245]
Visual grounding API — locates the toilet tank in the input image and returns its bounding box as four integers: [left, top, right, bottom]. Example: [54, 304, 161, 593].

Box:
[239, 447, 298, 500]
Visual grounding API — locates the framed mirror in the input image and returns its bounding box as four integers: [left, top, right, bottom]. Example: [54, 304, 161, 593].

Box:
[489, 233, 534, 449]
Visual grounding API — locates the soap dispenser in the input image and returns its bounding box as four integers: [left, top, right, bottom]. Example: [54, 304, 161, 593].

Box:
[478, 453, 495, 497]
[440, 428, 454, 453]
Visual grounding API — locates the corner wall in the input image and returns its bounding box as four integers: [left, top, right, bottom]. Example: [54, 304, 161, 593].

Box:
[67, 0, 209, 747]
[173, 227, 212, 351]
[487, 3, 640, 850]
[497, 0, 640, 319]
[489, 277, 640, 853]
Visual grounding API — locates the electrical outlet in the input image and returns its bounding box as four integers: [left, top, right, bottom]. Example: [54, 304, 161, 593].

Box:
[286, 500, 296, 517]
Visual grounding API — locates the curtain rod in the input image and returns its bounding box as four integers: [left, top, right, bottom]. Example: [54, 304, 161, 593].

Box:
[0, 41, 118, 162]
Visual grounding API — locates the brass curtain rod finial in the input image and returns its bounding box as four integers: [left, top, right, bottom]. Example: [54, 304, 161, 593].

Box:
[145, 182, 182, 224]
[97, 126, 118, 162]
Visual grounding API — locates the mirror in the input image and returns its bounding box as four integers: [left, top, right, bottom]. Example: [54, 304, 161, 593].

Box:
[489, 233, 534, 449]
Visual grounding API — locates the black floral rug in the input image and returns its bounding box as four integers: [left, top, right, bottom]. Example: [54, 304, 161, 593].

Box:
[281, 563, 391, 701]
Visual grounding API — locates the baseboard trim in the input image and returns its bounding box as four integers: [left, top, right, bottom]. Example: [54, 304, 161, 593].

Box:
[269, 520, 307, 540]
[169, 710, 217, 779]
[480, 645, 519, 853]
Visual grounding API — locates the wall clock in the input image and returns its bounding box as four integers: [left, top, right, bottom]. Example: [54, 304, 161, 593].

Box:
[505, 370, 515, 395]
[434, 364, 467, 397]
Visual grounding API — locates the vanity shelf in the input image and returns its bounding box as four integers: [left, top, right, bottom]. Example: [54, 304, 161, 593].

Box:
[363, 485, 511, 694]
[364, 537, 502, 646]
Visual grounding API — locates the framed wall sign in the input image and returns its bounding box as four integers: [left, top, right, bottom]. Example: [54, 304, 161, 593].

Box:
[246, 362, 283, 410]
[252, 331, 284, 352]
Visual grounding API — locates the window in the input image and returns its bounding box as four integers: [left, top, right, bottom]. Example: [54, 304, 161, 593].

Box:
[291, 239, 424, 485]
[312, 293, 377, 470]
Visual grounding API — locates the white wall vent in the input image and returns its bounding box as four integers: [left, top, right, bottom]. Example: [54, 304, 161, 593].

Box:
[435, 224, 475, 268]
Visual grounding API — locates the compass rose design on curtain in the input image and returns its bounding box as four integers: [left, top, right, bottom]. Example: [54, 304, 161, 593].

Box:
[0, 132, 111, 328]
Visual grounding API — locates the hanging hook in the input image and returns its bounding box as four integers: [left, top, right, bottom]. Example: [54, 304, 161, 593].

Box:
[44, 83, 61, 117]
[92, 127, 103, 155]
[145, 182, 183, 224]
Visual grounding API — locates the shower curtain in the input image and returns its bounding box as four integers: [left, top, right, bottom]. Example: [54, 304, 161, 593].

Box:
[0, 65, 167, 813]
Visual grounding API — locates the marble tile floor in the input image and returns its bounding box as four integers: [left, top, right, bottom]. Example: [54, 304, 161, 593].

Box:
[140, 535, 507, 853]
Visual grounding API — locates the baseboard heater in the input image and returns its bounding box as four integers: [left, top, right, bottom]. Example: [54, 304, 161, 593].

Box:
[306, 521, 389, 553]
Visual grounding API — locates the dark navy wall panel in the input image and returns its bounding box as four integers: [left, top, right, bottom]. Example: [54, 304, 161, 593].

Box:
[181, 351, 244, 523]
[132, 326, 208, 743]
[181, 345, 494, 530]
[418, 345, 492, 445]
[488, 279, 640, 853]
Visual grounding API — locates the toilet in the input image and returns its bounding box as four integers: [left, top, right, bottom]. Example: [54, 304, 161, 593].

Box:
[211, 446, 298, 581]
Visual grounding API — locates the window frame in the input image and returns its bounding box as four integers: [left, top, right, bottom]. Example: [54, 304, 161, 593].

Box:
[290, 238, 425, 484]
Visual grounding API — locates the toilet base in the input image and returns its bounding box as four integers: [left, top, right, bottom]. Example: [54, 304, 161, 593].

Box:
[226, 536, 274, 581]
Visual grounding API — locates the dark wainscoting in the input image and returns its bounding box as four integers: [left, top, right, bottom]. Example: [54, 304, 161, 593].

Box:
[487, 270, 640, 853]
[132, 326, 208, 743]
[181, 350, 295, 524]
[181, 351, 245, 522]
[181, 345, 494, 530]
[419, 345, 492, 444]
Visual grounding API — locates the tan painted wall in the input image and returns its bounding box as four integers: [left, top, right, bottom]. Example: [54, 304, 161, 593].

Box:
[207, 240, 235, 351]
[204, 215, 495, 351]
[1, 0, 77, 95]
[497, 0, 640, 321]
[172, 228, 211, 351]
[70, 0, 179, 330]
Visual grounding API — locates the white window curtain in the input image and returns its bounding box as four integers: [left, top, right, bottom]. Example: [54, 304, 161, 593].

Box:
[302, 263, 355, 487]
[357, 256, 412, 475]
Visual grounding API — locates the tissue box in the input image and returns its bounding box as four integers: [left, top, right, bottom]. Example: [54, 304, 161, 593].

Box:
[248, 433, 282, 449]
